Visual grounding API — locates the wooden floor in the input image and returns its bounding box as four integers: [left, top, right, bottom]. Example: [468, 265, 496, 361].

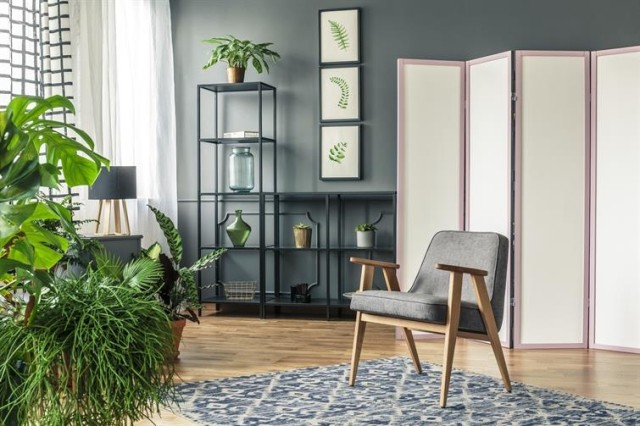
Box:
[140, 309, 640, 425]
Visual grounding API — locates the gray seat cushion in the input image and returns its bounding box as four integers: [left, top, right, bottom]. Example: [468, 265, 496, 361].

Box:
[350, 290, 487, 333]
[349, 230, 509, 334]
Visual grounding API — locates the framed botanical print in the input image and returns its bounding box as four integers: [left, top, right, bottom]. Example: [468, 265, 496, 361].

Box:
[320, 66, 360, 121]
[319, 8, 360, 64]
[320, 124, 361, 180]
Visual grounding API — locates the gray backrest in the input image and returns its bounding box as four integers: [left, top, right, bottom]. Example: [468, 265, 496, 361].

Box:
[409, 231, 509, 330]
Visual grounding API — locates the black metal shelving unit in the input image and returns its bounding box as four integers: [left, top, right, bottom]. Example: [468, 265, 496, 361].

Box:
[196, 83, 396, 320]
[197, 82, 276, 318]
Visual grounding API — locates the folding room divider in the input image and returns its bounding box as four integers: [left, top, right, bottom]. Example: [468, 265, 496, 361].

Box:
[398, 46, 640, 352]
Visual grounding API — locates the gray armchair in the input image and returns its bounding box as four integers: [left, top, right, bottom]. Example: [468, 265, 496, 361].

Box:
[348, 230, 511, 407]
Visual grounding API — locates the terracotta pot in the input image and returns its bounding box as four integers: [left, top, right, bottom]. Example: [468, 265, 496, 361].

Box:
[172, 319, 187, 360]
[227, 67, 246, 83]
[293, 228, 312, 248]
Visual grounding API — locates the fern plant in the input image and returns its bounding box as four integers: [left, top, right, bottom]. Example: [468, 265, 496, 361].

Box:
[329, 20, 349, 50]
[146, 205, 226, 322]
[329, 76, 350, 109]
[329, 141, 348, 164]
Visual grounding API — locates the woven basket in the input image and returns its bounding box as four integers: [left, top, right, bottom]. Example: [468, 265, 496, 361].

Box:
[222, 281, 257, 301]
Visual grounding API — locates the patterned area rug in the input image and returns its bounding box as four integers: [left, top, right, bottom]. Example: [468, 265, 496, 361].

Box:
[174, 357, 639, 425]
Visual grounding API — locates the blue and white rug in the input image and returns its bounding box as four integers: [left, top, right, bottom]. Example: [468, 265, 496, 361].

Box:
[174, 356, 639, 425]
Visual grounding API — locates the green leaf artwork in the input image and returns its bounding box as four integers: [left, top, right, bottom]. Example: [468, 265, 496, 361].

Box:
[329, 141, 348, 164]
[329, 76, 350, 109]
[329, 20, 349, 50]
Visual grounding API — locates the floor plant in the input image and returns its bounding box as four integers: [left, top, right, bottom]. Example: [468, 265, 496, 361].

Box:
[0, 255, 176, 425]
[0, 95, 177, 425]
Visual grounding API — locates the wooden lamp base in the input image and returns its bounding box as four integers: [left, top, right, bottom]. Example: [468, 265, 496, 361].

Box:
[95, 199, 131, 235]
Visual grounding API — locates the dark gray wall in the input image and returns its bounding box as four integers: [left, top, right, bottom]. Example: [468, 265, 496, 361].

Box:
[171, 0, 640, 261]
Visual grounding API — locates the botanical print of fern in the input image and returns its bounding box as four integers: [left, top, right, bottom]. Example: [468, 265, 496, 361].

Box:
[329, 141, 348, 163]
[329, 20, 349, 50]
[329, 76, 349, 109]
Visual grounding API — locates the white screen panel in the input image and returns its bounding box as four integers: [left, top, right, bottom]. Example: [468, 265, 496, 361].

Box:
[398, 60, 463, 289]
[518, 54, 587, 345]
[467, 54, 511, 342]
[594, 50, 640, 350]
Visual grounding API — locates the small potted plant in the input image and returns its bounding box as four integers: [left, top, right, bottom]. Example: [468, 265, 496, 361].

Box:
[202, 35, 280, 83]
[355, 223, 377, 248]
[293, 223, 312, 248]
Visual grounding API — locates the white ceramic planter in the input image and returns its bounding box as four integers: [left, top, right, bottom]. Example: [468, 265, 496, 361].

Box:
[356, 230, 375, 248]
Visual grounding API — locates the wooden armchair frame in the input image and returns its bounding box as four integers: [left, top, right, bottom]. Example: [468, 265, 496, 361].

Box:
[349, 257, 511, 407]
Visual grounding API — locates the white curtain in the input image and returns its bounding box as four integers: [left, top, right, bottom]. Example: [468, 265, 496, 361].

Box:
[69, 0, 178, 248]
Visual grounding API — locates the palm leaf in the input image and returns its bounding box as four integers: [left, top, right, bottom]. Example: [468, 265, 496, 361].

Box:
[122, 257, 164, 292]
[93, 248, 124, 279]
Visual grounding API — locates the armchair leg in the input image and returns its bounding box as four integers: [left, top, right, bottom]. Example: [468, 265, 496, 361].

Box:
[440, 272, 463, 408]
[402, 328, 422, 374]
[471, 275, 512, 392]
[349, 311, 367, 386]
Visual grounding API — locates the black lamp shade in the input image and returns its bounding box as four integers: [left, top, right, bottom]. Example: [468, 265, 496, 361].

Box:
[88, 166, 137, 200]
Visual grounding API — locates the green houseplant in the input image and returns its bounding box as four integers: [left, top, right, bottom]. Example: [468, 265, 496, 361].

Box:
[293, 223, 312, 249]
[0, 95, 109, 322]
[0, 255, 176, 425]
[355, 223, 377, 248]
[202, 35, 280, 83]
[146, 205, 226, 357]
[0, 95, 178, 424]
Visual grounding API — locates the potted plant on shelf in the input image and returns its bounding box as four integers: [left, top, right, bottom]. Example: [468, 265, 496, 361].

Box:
[293, 223, 312, 248]
[146, 205, 226, 358]
[202, 35, 280, 83]
[355, 223, 377, 248]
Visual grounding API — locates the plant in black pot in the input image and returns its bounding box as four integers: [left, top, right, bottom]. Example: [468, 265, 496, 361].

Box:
[145, 205, 226, 358]
[202, 35, 280, 83]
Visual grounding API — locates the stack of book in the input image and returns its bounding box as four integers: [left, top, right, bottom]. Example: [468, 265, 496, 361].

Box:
[223, 131, 259, 138]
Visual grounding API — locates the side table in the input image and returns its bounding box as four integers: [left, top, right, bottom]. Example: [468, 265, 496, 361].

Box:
[92, 235, 143, 263]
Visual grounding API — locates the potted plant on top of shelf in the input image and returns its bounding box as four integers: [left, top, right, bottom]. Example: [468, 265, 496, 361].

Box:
[355, 223, 377, 248]
[145, 205, 227, 358]
[202, 35, 280, 83]
[293, 223, 312, 248]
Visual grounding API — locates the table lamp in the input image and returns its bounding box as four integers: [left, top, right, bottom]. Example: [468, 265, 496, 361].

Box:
[88, 166, 137, 235]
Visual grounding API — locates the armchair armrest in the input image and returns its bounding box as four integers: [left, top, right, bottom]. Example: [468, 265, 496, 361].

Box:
[435, 263, 487, 277]
[350, 257, 401, 292]
[350, 257, 400, 270]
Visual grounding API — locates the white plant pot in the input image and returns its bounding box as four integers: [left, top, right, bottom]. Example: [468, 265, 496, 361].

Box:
[356, 230, 375, 248]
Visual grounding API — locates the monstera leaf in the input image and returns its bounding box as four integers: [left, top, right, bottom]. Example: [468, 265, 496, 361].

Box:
[0, 95, 109, 305]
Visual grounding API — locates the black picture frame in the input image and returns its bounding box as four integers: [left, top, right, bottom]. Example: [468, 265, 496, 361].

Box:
[319, 124, 362, 181]
[319, 8, 361, 65]
[320, 65, 361, 122]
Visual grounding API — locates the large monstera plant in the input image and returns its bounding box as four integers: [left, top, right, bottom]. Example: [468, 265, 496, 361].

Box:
[0, 95, 109, 321]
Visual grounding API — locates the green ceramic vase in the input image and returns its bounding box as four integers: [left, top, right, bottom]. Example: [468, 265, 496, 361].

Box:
[226, 209, 251, 247]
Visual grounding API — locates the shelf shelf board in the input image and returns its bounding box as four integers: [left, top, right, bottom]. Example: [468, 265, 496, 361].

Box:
[266, 297, 336, 307]
[339, 246, 395, 252]
[198, 82, 276, 93]
[201, 296, 261, 304]
[200, 245, 261, 251]
[199, 191, 264, 197]
[199, 137, 275, 144]
[265, 246, 327, 251]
